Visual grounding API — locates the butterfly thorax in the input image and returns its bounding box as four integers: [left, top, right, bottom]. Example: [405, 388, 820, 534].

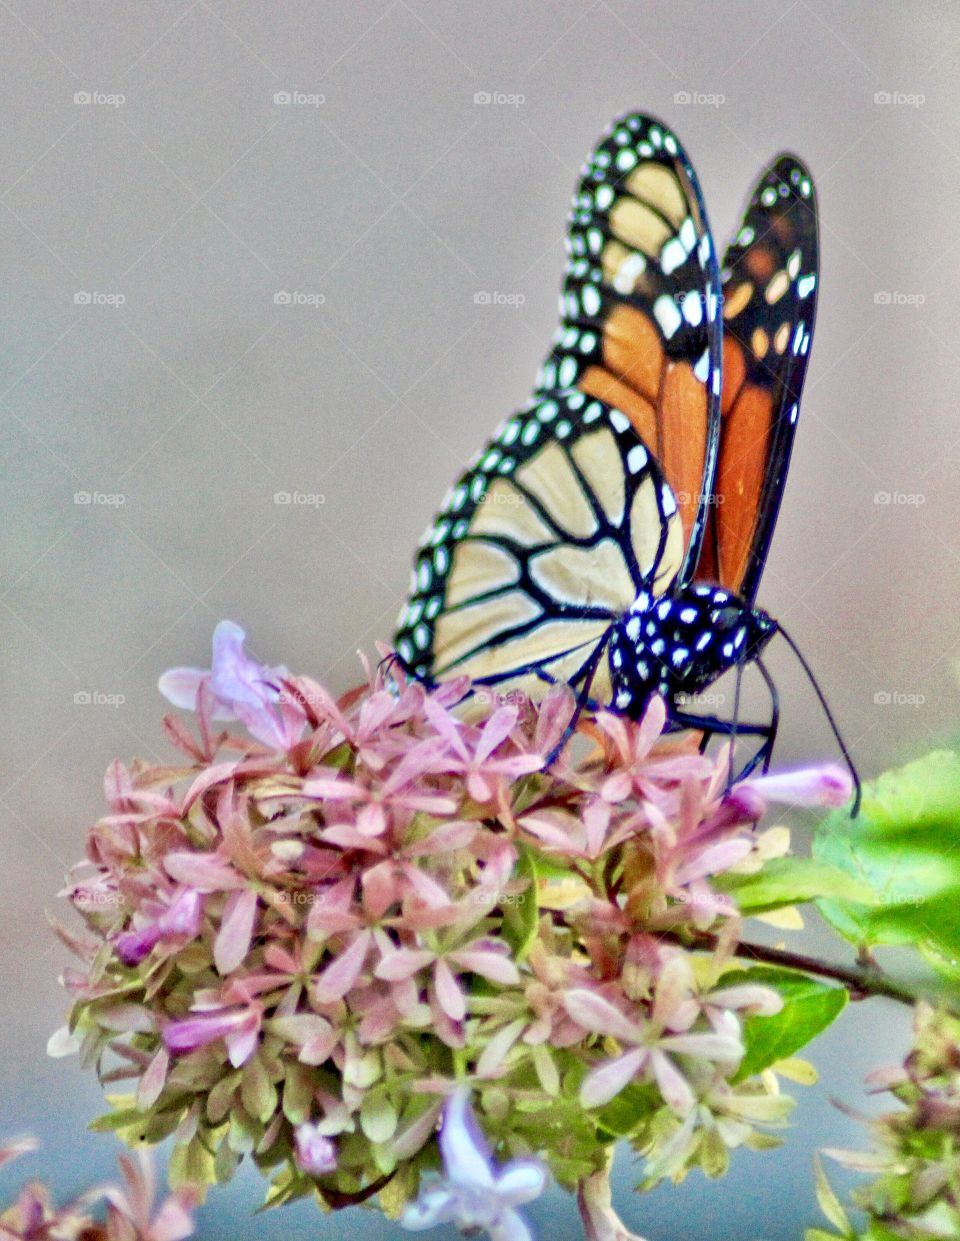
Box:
[608, 584, 777, 717]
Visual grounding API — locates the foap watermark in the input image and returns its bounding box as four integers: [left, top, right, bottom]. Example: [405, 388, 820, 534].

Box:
[473, 290, 525, 308]
[477, 488, 523, 509]
[874, 490, 925, 507]
[873, 690, 926, 708]
[874, 290, 925, 308]
[673, 90, 725, 108]
[274, 490, 326, 508]
[73, 690, 126, 708]
[676, 490, 724, 508]
[274, 290, 325, 307]
[74, 490, 126, 507]
[74, 90, 125, 107]
[674, 690, 727, 711]
[473, 687, 527, 707]
[273, 90, 325, 107]
[74, 290, 125, 307]
[473, 91, 525, 107]
[874, 90, 925, 107]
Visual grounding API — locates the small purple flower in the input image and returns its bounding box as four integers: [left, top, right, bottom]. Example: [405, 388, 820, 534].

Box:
[401, 1088, 547, 1240]
[158, 621, 305, 750]
[293, 1123, 338, 1176]
[162, 1001, 262, 1067]
[115, 889, 202, 966]
[744, 764, 853, 808]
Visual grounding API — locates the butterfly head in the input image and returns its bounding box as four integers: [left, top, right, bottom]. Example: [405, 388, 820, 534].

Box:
[609, 585, 777, 714]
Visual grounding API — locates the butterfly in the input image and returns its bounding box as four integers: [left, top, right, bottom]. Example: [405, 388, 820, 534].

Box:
[395, 111, 837, 780]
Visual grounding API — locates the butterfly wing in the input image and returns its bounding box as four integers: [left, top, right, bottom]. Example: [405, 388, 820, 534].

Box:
[694, 156, 819, 602]
[394, 390, 684, 705]
[538, 112, 723, 582]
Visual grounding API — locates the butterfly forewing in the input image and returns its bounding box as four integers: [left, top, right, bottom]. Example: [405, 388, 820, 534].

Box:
[394, 390, 684, 705]
[539, 112, 723, 580]
[695, 155, 819, 602]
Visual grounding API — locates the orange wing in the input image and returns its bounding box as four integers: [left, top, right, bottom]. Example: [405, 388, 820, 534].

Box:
[537, 112, 723, 581]
[695, 156, 819, 601]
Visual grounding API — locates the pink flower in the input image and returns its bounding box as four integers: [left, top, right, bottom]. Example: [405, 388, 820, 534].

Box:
[564, 987, 742, 1114]
[115, 889, 202, 966]
[376, 936, 520, 1023]
[423, 699, 545, 803]
[743, 764, 853, 808]
[294, 1124, 338, 1176]
[159, 621, 306, 750]
[162, 996, 262, 1067]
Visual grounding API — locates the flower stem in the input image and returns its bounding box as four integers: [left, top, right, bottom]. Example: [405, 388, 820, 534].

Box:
[577, 1150, 650, 1241]
[686, 932, 921, 1008]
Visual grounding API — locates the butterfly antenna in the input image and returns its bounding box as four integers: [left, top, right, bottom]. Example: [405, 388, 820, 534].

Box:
[776, 620, 862, 816]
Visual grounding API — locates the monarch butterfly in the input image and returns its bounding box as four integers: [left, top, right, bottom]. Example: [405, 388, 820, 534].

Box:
[395, 111, 856, 795]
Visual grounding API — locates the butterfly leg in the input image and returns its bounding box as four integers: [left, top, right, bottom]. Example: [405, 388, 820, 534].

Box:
[544, 637, 612, 767]
[669, 708, 774, 785]
[755, 657, 780, 775]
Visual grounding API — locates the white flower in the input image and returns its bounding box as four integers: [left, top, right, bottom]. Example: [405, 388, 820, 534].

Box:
[401, 1088, 547, 1241]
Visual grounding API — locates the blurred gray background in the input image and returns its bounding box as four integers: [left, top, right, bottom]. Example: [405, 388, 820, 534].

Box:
[1, 1, 956, 1236]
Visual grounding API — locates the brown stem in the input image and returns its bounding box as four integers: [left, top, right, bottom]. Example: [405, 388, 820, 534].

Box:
[682, 931, 920, 1008]
[577, 1150, 649, 1241]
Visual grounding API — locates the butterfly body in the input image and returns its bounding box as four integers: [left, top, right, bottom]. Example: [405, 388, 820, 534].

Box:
[608, 586, 777, 717]
[395, 111, 822, 761]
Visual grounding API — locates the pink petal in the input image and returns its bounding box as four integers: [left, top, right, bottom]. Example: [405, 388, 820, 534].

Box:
[475, 1018, 525, 1078]
[158, 667, 213, 713]
[137, 1047, 170, 1110]
[450, 948, 520, 986]
[434, 958, 467, 1022]
[675, 838, 753, 885]
[362, 862, 398, 920]
[423, 697, 471, 761]
[164, 851, 245, 892]
[214, 889, 258, 975]
[563, 990, 644, 1043]
[403, 820, 476, 856]
[707, 985, 784, 1016]
[400, 864, 455, 911]
[580, 1048, 646, 1108]
[150, 1197, 198, 1241]
[658, 1032, 742, 1061]
[475, 705, 520, 763]
[745, 764, 853, 808]
[313, 930, 372, 1002]
[650, 1048, 695, 1117]
[301, 775, 364, 800]
[375, 948, 435, 981]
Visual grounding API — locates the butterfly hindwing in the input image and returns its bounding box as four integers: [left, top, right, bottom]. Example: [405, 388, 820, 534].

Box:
[538, 112, 723, 581]
[695, 155, 819, 601]
[395, 389, 684, 706]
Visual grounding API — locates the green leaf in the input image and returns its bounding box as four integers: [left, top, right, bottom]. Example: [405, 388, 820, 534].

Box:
[282, 1061, 314, 1126]
[813, 1155, 852, 1234]
[241, 1053, 278, 1124]
[502, 842, 539, 961]
[815, 750, 960, 978]
[724, 966, 847, 1081]
[169, 1134, 217, 1194]
[716, 857, 877, 913]
[595, 1082, 659, 1138]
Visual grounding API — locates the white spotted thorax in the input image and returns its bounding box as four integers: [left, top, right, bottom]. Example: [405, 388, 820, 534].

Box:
[608, 584, 777, 713]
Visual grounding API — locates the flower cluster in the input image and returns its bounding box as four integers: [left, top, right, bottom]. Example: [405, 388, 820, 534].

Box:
[815, 1002, 960, 1240]
[54, 623, 847, 1228]
[0, 1140, 196, 1241]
